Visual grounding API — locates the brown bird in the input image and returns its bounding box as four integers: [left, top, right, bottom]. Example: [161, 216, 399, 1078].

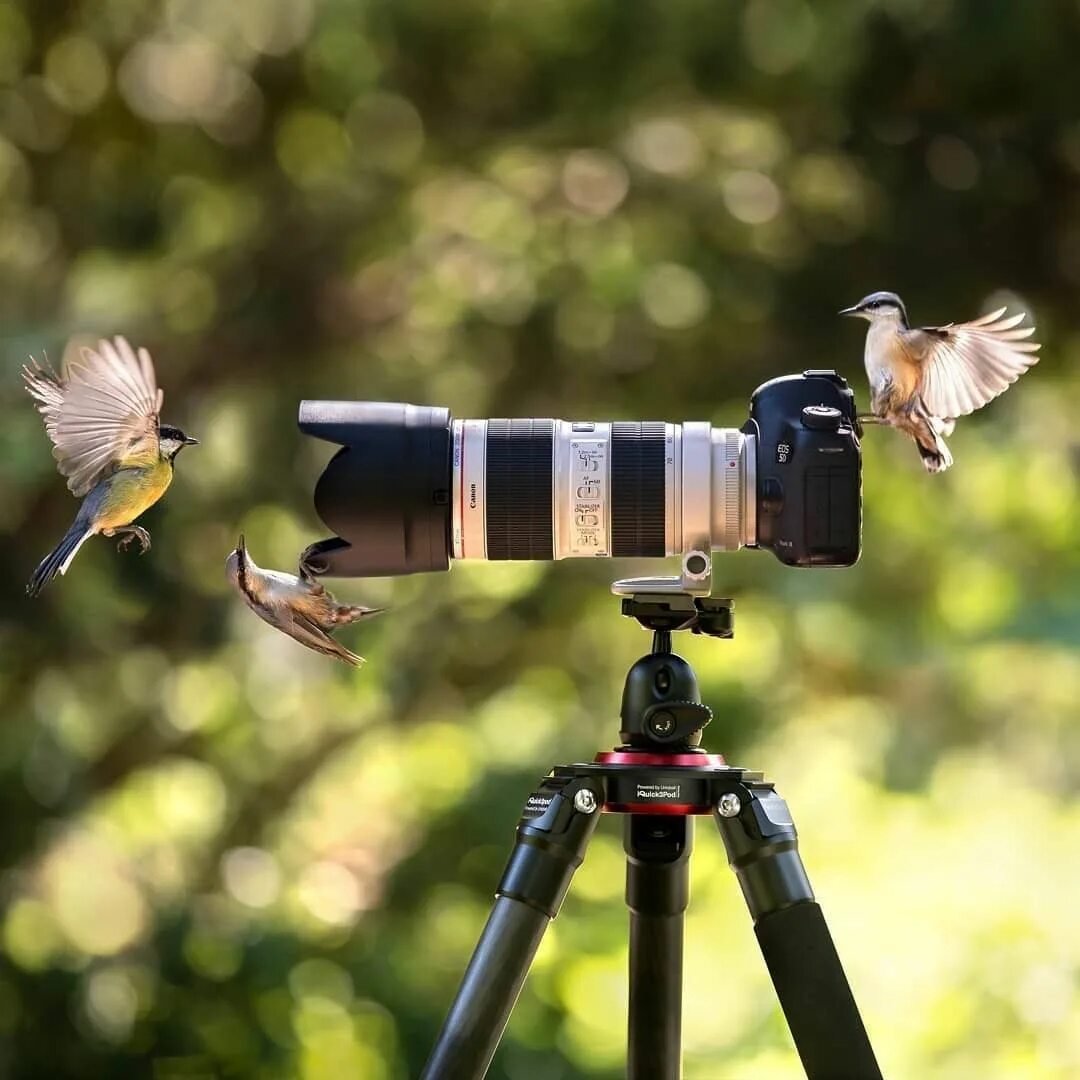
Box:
[226, 535, 382, 665]
[840, 291, 1039, 472]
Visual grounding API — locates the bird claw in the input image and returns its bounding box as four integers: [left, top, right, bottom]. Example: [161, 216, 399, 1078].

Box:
[298, 542, 327, 582]
[116, 527, 151, 555]
[855, 413, 887, 439]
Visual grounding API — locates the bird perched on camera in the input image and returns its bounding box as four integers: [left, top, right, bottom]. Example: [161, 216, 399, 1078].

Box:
[226, 535, 383, 665]
[840, 291, 1039, 472]
[23, 336, 198, 596]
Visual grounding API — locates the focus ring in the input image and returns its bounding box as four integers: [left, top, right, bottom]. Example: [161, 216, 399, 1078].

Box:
[719, 429, 742, 551]
[611, 422, 666, 557]
[486, 420, 554, 560]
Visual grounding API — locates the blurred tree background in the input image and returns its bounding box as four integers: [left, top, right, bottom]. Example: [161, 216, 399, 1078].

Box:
[1, 0, 1078, 1077]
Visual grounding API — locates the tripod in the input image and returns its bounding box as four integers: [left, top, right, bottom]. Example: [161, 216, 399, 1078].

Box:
[422, 595, 882, 1080]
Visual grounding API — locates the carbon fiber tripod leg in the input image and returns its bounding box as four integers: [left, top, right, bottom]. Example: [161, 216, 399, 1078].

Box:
[714, 784, 882, 1080]
[421, 776, 602, 1080]
[625, 814, 691, 1080]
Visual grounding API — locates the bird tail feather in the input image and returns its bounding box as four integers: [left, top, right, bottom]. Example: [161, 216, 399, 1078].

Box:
[330, 641, 365, 666]
[917, 435, 953, 473]
[906, 400, 955, 473]
[27, 520, 93, 597]
[329, 603, 385, 627]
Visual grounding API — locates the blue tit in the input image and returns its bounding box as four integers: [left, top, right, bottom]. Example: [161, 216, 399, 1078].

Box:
[23, 336, 198, 596]
[226, 535, 383, 665]
[840, 292, 1039, 472]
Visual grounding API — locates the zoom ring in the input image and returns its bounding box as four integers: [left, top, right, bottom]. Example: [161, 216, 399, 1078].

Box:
[486, 420, 555, 560]
[611, 422, 666, 557]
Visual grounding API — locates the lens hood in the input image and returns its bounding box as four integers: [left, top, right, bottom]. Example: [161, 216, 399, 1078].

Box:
[298, 400, 452, 578]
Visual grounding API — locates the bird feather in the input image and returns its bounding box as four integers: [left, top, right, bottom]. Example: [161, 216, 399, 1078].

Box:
[23, 336, 163, 497]
[287, 612, 365, 666]
[901, 308, 1040, 420]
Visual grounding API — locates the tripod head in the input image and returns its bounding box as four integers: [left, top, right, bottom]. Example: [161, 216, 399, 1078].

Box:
[617, 594, 734, 751]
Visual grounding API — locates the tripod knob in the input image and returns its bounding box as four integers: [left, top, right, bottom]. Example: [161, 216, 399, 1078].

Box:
[641, 701, 712, 744]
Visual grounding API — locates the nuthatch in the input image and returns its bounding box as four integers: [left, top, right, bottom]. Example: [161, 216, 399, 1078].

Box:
[24, 336, 197, 596]
[226, 535, 383, 665]
[840, 291, 1039, 472]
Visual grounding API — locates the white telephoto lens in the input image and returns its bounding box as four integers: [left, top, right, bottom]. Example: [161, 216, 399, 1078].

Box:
[450, 418, 754, 564]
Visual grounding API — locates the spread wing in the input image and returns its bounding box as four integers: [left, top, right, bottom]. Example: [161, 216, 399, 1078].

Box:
[23, 336, 163, 496]
[902, 307, 1040, 419]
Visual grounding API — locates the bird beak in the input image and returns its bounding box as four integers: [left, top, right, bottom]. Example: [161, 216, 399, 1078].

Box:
[184, 434, 200, 445]
[838, 305, 861, 317]
[237, 534, 247, 561]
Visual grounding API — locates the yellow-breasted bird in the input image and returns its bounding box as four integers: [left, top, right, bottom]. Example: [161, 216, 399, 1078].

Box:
[23, 336, 198, 596]
[840, 291, 1039, 472]
[226, 535, 383, 665]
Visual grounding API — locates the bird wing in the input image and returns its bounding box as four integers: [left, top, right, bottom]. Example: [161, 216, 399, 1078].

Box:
[291, 583, 383, 633]
[23, 336, 163, 497]
[286, 611, 364, 666]
[232, 574, 362, 665]
[901, 307, 1040, 419]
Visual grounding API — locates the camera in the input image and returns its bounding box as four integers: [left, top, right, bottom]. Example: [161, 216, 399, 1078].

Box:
[298, 370, 861, 590]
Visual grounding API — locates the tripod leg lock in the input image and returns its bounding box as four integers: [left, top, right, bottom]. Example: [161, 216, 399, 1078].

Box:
[714, 783, 813, 921]
[497, 777, 604, 919]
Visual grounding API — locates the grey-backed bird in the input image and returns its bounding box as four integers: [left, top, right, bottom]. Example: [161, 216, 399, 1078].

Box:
[24, 336, 198, 596]
[226, 535, 383, 665]
[840, 292, 1039, 472]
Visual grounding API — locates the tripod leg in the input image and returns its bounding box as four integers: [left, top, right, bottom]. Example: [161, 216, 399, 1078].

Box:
[625, 814, 691, 1080]
[421, 777, 603, 1080]
[714, 784, 882, 1080]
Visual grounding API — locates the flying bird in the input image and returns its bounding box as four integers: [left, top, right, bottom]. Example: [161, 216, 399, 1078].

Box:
[23, 337, 198, 596]
[840, 291, 1039, 472]
[226, 535, 382, 665]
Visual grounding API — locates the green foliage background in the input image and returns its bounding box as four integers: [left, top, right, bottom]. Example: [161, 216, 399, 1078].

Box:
[1, 1, 1079, 1077]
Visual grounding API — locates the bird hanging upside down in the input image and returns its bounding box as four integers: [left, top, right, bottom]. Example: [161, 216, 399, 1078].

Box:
[226, 535, 383, 665]
[839, 292, 1039, 472]
[23, 336, 198, 596]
